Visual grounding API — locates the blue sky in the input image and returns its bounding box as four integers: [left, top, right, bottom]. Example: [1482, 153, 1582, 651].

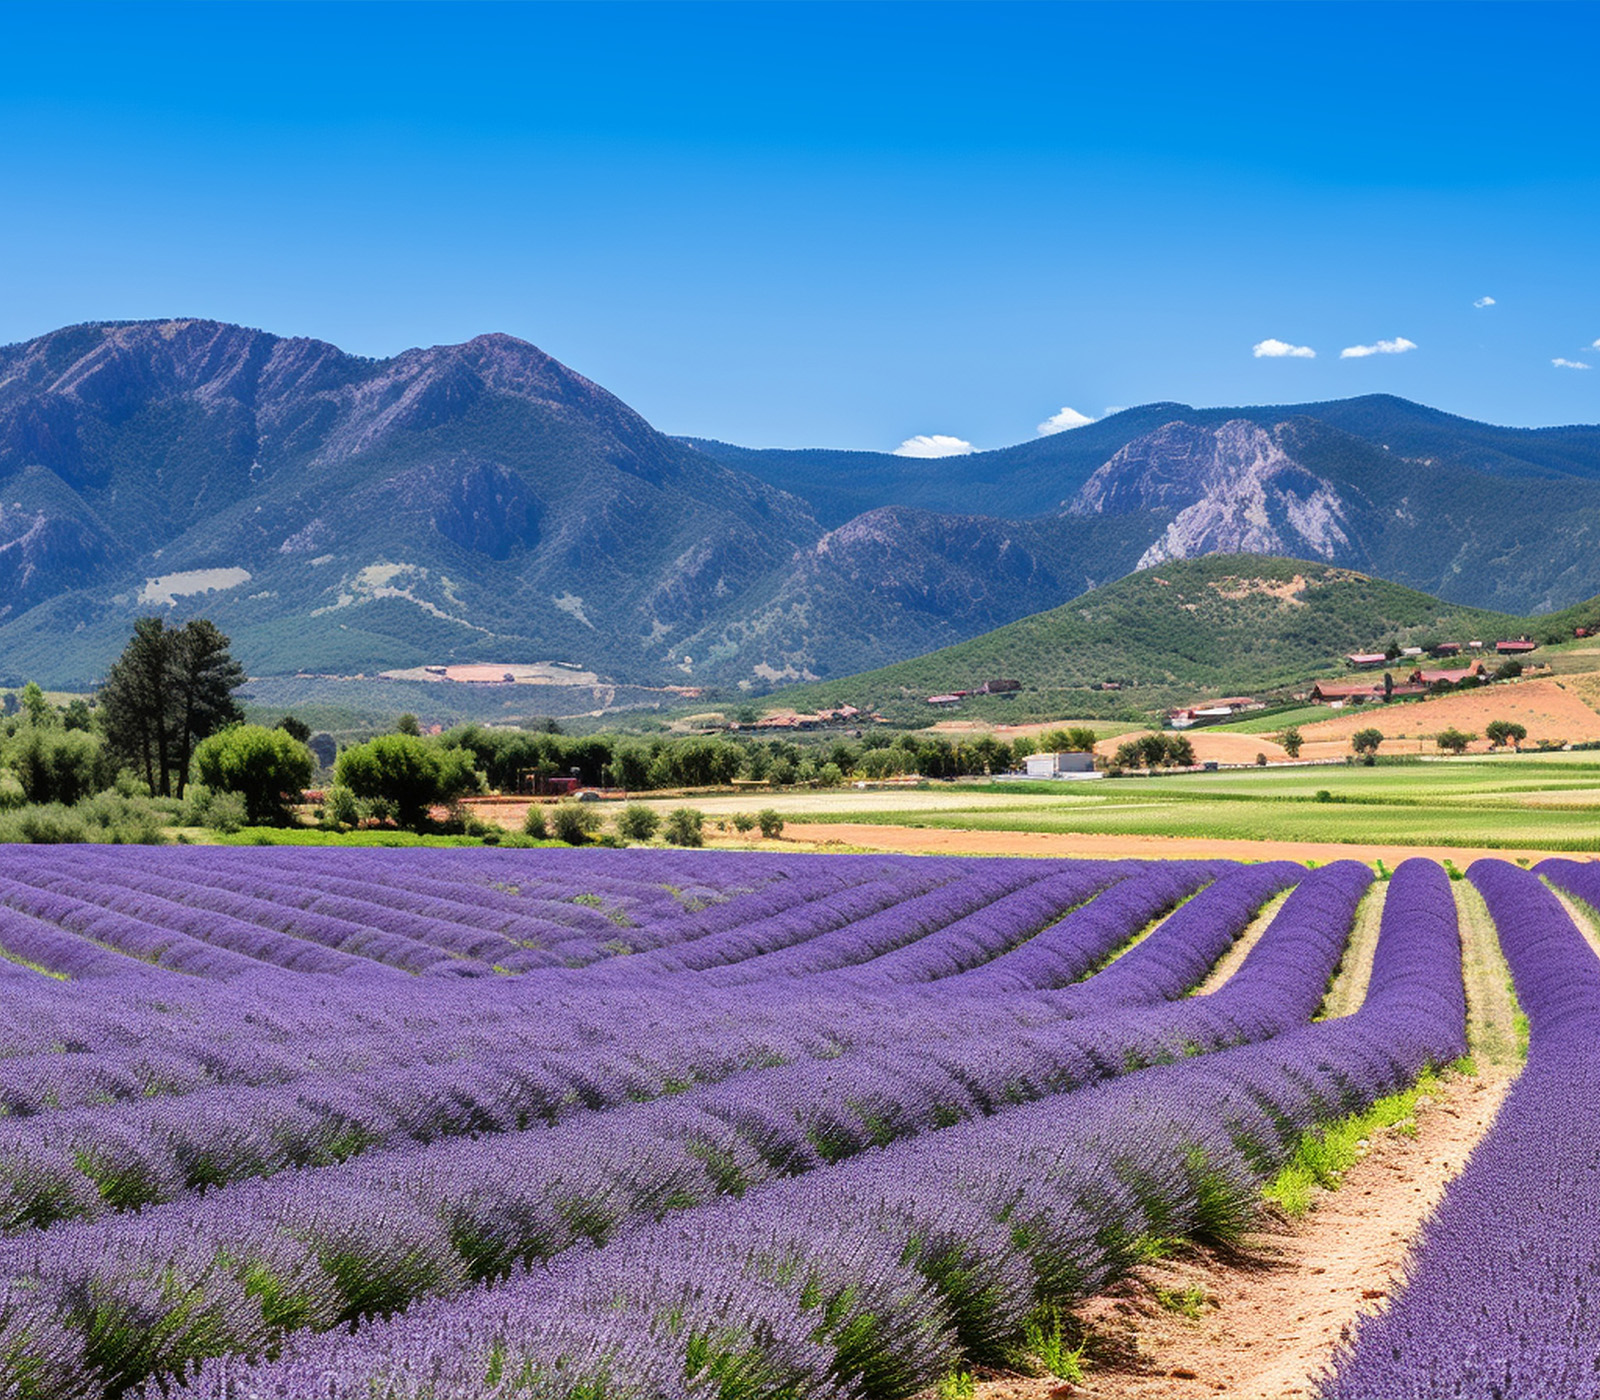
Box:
[0, 1, 1595, 451]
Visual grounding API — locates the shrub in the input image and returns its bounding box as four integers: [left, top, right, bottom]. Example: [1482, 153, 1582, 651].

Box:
[320, 785, 361, 830]
[1255, 752, 1268, 766]
[521, 806, 549, 839]
[815, 762, 845, 788]
[1435, 726, 1476, 755]
[551, 803, 601, 845]
[663, 808, 705, 847]
[616, 804, 660, 842]
[200, 789, 249, 834]
[1350, 728, 1383, 757]
[193, 725, 316, 826]
[731, 811, 758, 834]
[5, 725, 110, 805]
[1278, 726, 1303, 759]
[757, 808, 784, 840]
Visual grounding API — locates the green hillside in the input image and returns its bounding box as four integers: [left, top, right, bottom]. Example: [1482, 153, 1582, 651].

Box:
[775, 555, 1594, 722]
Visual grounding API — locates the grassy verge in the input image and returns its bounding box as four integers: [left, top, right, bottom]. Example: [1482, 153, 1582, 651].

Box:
[1262, 1062, 1463, 1217]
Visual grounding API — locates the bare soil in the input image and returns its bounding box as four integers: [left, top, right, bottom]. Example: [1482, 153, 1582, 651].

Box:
[1095, 732, 1290, 764]
[970, 1070, 1512, 1400]
[1293, 677, 1600, 755]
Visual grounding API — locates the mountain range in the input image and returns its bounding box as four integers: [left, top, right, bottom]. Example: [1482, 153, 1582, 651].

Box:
[3, 317, 1600, 693]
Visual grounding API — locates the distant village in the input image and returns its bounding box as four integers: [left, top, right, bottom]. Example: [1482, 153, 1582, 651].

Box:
[1168, 636, 1550, 731]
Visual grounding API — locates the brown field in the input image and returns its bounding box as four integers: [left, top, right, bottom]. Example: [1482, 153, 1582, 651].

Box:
[1294, 677, 1600, 755]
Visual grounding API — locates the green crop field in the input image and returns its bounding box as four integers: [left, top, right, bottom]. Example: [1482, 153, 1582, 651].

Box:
[715, 753, 1600, 852]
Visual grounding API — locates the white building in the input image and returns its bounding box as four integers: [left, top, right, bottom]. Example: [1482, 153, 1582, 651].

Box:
[1024, 751, 1097, 778]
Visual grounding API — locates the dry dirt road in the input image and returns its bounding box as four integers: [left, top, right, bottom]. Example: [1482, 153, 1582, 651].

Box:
[967, 1070, 1512, 1400]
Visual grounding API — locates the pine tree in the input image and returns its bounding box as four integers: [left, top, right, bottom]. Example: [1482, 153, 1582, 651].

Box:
[99, 618, 245, 797]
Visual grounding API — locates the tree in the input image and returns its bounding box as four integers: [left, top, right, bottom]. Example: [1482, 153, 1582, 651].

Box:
[1434, 727, 1475, 755]
[99, 618, 244, 798]
[1350, 728, 1384, 757]
[192, 725, 316, 825]
[1037, 727, 1098, 754]
[20, 682, 53, 727]
[1485, 720, 1528, 749]
[335, 735, 482, 829]
[1164, 734, 1196, 767]
[277, 714, 312, 743]
[397, 713, 422, 736]
[1278, 726, 1304, 759]
[168, 621, 247, 799]
[1494, 660, 1523, 681]
[7, 725, 108, 805]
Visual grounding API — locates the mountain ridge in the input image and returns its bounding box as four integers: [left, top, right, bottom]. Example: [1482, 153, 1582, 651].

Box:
[3, 318, 1600, 694]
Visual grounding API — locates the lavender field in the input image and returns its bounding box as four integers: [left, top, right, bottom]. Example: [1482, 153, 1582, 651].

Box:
[0, 845, 1590, 1399]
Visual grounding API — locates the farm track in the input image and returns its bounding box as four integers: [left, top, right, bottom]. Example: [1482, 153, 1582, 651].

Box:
[969, 1068, 1513, 1400]
[1317, 883, 1387, 1019]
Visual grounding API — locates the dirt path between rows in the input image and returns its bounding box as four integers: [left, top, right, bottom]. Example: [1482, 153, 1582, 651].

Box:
[974, 1070, 1512, 1400]
[779, 822, 1572, 868]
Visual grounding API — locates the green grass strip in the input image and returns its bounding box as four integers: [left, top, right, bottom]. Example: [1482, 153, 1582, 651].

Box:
[1263, 1061, 1467, 1218]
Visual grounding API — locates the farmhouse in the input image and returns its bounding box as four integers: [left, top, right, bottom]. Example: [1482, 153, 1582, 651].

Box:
[1167, 696, 1263, 729]
[1412, 663, 1484, 686]
[1346, 652, 1387, 669]
[1431, 642, 1463, 657]
[1311, 681, 1382, 704]
[1496, 639, 1538, 656]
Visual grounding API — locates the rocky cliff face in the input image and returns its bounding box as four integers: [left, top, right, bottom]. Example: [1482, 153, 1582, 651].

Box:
[1070, 420, 1357, 569]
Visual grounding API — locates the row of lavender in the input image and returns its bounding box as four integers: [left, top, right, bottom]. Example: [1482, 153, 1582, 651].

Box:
[1322, 858, 1600, 1399]
[156, 858, 1470, 1400]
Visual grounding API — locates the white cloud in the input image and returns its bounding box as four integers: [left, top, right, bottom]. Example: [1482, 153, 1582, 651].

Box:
[1591, 338, 1600, 350]
[1553, 357, 1591, 371]
[1253, 338, 1316, 359]
[1340, 337, 1418, 359]
[1036, 406, 1095, 436]
[1474, 296, 1496, 309]
[893, 434, 977, 458]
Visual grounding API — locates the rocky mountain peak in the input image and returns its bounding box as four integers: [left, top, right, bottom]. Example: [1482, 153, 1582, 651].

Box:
[1068, 418, 1356, 569]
